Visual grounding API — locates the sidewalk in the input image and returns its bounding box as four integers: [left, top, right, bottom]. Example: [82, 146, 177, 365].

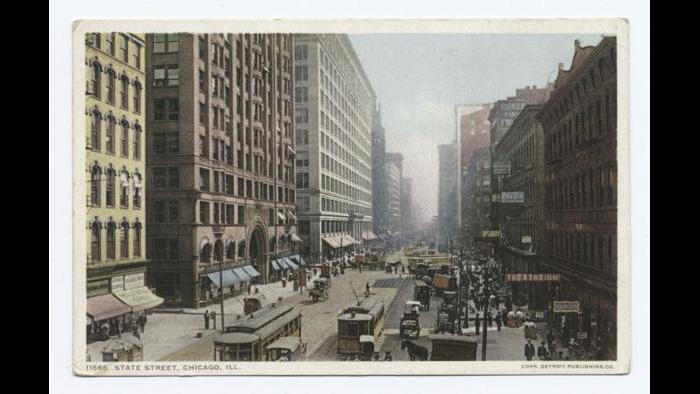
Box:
[142, 272, 322, 361]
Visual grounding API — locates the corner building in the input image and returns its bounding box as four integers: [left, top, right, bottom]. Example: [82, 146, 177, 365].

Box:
[538, 38, 618, 359]
[293, 34, 375, 262]
[85, 33, 163, 339]
[146, 33, 298, 308]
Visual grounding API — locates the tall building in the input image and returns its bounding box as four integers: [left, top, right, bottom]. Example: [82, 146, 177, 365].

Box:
[293, 34, 376, 261]
[85, 33, 163, 339]
[437, 143, 458, 248]
[463, 147, 492, 242]
[371, 103, 387, 236]
[145, 33, 299, 308]
[456, 104, 492, 241]
[492, 104, 547, 310]
[538, 37, 618, 359]
[489, 84, 553, 149]
[385, 152, 404, 234]
[400, 177, 415, 237]
[385, 160, 402, 233]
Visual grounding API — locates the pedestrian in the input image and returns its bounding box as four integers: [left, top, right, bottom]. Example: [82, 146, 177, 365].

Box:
[524, 340, 535, 361]
[211, 311, 217, 329]
[487, 311, 493, 327]
[495, 312, 502, 331]
[204, 309, 210, 330]
[365, 282, 371, 296]
[537, 341, 549, 360]
[247, 284, 251, 295]
[132, 324, 140, 340]
[138, 315, 145, 333]
[549, 340, 557, 358]
[475, 313, 481, 335]
[547, 330, 555, 346]
[401, 265, 406, 275]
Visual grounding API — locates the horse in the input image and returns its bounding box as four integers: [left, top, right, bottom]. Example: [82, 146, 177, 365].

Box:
[400, 340, 429, 361]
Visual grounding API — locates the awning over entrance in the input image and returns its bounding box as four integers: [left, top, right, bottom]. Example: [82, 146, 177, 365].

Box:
[289, 254, 305, 266]
[290, 233, 303, 243]
[112, 287, 164, 312]
[285, 259, 299, 271]
[232, 267, 251, 282]
[242, 265, 260, 278]
[270, 259, 281, 271]
[277, 258, 290, 270]
[323, 236, 340, 249]
[344, 235, 360, 245]
[207, 270, 240, 288]
[362, 231, 378, 241]
[86, 293, 130, 321]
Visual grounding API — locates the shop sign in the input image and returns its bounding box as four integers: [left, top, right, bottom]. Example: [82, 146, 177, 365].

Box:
[124, 272, 145, 290]
[553, 301, 580, 313]
[111, 275, 125, 292]
[493, 162, 511, 175]
[505, 273, 561, 282]
[87, 278, 110, 297]
[521, 236, 532, 244]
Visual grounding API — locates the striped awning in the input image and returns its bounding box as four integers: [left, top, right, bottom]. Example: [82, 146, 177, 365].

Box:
[207, 270, 241, 288]
[242, 265, 260, 278]
[323, 237, 340, 249]
[270, 259, 281, 271]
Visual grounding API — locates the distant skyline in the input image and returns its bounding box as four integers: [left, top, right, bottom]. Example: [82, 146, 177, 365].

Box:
[350, 33, 603, 224]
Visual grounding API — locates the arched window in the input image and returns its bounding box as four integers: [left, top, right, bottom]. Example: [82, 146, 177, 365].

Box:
[214, 239, 224, 262]
[105, 166, 116, 207]
[120, 119, 129, 157]
[119, 168, 129, 208]
[90, 163, 101, 206]
[106, 68, 116, 104]
[237, 240, 246, 259]
[90, 61, 101, 98]
[90, 109, 101, 151]
[106, 220, 116, 260]
[133, 220, 142, 258]
[90, 219, 101, 262]
[133, 123, 142, 160]
[105, 115, 115, 154]
[225, 239, 235, 260]
[132, 171, 142, 208]
[119, 219, 129, 259]
[200, 238, 212, 264]
[120, 74, 129, 109]
[133, 80, 142, 114]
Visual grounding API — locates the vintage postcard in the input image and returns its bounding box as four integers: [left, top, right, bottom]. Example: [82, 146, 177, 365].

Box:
[72, 19, 630, 375]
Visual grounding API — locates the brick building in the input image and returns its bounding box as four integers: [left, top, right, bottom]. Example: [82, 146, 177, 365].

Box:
[145, 33, 299, 307]
[492, 105, 547, 309]
[537, 37, 618, 359]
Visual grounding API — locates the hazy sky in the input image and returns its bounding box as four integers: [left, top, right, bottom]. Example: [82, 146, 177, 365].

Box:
[349, 34, 603, 224]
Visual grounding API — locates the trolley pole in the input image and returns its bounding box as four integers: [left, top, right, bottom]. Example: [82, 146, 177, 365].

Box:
[481, 282, 489, 361]
[219, 257, 225, 331]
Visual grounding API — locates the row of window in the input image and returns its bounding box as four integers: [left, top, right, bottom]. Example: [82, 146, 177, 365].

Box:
[89, 218, 142, 262]
[87, 33, 143, 70]
[546, 165, 617, 210]
[549, 230, 617, 275]
[88, 109, 142, 159]
[89, 163, 142, 209]
[88, 61, 143, 114]
[321, 197, 368, 217]
[545, 90, 616, 163]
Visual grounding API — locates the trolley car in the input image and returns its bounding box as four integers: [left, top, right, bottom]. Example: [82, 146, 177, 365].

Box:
[213, 304, 302, 361]
[337, 295, 385, 354]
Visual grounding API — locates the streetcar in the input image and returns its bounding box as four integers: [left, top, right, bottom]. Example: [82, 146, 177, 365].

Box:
[213, 304, 303, 361]
[337, 295, 385, 354]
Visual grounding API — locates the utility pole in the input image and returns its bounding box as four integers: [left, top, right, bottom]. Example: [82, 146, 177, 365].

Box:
[457, 248, 463, 333]
[481, 278, 489, 361]
[219, 254, 225, 331]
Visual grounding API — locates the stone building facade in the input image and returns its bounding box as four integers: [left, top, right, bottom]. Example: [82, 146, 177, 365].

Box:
[145, 33, 299, 307]
[293, 34, 376, 261]
[85, 32, 163, 336]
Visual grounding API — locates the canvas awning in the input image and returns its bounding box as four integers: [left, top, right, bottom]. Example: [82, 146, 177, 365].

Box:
[290, 233, 303, 243]
[233, 267, 251, 282]
[207, 269, 240, 288]
[277, 258, 290, 270]
[285, 259, 299, 271]
[86, 294, 130, 321]
[362, 231, 378, 241]
[289, 254, 304, 266]
[112, 287, 164, 312]
[270, 259, 281, 271]
[323, 236, 339, 249]
[242, 265, 260, 278]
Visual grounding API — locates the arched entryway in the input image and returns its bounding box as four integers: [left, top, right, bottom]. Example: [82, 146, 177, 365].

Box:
[248, 226, 267, 284]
